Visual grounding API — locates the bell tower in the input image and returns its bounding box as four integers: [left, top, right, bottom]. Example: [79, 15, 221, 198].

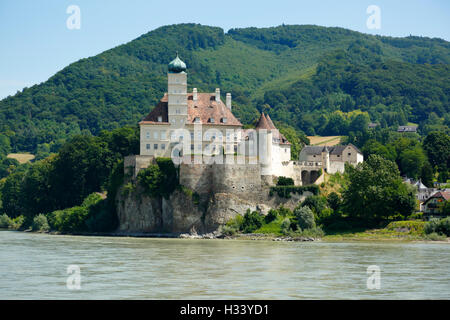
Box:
[167, 53, 188, 128]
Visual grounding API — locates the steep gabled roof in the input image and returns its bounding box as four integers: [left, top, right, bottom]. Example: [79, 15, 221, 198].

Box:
[255, 113, 271, 130]
[255, 113, 290, 145]
[423, 191, 450, 205]
[140, 92, 242, 126]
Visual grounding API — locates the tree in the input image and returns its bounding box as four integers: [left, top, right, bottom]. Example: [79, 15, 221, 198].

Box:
[1, 171, 26, 218]
[301, 195, 327, 216]
[294, 206, 316, 230]
[420, 162, 434, 187]
[423, 132, 450, 173]
[342, 155, 416, 220]
[49, 135, 114, 209]
[399, 147, 426, 179]
[241, 210, 264, 233]
[137, 158, 178, 199]
[327, 192, 341, 211]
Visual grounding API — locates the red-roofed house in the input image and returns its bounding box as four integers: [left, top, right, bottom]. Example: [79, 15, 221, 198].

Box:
[423, 191, 450, 217]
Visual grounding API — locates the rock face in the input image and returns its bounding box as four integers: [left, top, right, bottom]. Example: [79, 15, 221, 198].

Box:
[116, 184, 312, 234]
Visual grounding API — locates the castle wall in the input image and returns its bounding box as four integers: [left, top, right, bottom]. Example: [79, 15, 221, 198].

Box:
[179, 163, 262, 195]
[212, 163, 262, 195]
[179, 163, 214, 195]
[329, 161, 345, 174]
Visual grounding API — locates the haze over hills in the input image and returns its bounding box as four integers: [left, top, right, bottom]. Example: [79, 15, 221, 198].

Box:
[0, 23, 449, 153]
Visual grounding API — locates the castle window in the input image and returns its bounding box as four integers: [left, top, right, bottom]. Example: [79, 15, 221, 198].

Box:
[161, 144, 166, 150]
[154, 131, 159, 140]
[154, 144, 158, 150]
[209, 118, 215, 123]
[161, 132, 166, 140]
[176, 109, 180, 114]
[191, 144, 194, 151]
[194, 117, 200, 123]
[170, 131, 176, 140]
[190, 132, 194, 140]
[146, 131, 150, 139]
[146, 144, 150, 150]
[197, 144, 202, 151]
[221, 117, 227, 123]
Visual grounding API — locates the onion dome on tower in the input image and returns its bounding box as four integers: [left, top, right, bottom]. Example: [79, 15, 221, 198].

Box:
[168, 53, 187, 73]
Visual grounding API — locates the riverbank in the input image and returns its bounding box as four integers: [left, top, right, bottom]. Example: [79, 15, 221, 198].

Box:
[4, 227, 449, 243]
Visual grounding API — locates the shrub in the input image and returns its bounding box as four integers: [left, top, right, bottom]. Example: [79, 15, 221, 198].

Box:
[47, 206, 89, 233]
[425, 232, 446, 241]
[386, 220, 425, 234]
[327, 192, 341, 211]
[281, 218, 291, 234]
[277, 176, 294, 186]
[424, 218, 450, 236]
[294, 206, 316, 230]
[287, 226, 325, 238]
[301, 195, 328, 215]
[226, 214, 244, 230]
[241, 209, 264, 233]
[11, 215, 25, 229]
[137, 158, 178, 199]
[278, 205, 292, 217]
[269, 185, 319, 198]
[46, 193, 114, 233]
[439, 217, 450, 236]
[220, 225, 237, 236]
[0, 214, 12, 228]
[265, 209, 278, 223]
[409, 212, 424, 220]
[32, 214, 50, 232]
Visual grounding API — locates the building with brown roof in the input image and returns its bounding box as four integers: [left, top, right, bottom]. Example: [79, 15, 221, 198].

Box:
[139, 54, 243, 158]
[422, 191, 450, 217]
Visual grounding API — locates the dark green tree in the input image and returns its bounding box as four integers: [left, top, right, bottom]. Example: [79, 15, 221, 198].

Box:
[342, 155, 416, 220]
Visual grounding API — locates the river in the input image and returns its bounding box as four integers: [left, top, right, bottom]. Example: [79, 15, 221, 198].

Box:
[0, 231, 449, 299]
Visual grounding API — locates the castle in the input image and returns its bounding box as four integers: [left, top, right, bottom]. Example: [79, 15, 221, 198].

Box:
[126, 54, 363, 188]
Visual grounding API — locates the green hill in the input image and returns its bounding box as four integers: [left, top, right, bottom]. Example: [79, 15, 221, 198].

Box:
[0, 23, 449, 153]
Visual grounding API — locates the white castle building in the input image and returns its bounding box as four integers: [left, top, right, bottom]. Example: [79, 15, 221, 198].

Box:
[130, 54, 362, 185]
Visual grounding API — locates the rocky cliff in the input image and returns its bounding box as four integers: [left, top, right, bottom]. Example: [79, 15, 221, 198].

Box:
[116, 184, 312, 234]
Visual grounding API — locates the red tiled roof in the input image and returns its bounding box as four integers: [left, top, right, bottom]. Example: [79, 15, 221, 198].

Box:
[140, 93, 242, 126]
[255, 113, 271, 130]
[423, 191, 450, 205]
[434, 191, 450, 201]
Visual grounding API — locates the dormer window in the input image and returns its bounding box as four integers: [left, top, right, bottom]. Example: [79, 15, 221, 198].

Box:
[209, 118, 215, 123]
[157, 116, 162, 122]
[221, 117, 227, 123]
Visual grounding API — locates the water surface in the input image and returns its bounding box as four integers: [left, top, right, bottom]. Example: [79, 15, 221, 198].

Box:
[0, 231, 449, 299]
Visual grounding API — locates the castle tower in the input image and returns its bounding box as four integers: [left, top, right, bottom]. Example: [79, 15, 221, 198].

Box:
[167, 53, 188, 128]
[256, 113, 273, 176]
[321, 146, 330, 173]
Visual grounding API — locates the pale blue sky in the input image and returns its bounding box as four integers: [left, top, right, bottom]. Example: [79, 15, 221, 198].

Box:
[0, 0, 449, 99]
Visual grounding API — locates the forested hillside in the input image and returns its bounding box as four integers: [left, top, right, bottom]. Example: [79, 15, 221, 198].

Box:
[0, 23, 449, 154]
